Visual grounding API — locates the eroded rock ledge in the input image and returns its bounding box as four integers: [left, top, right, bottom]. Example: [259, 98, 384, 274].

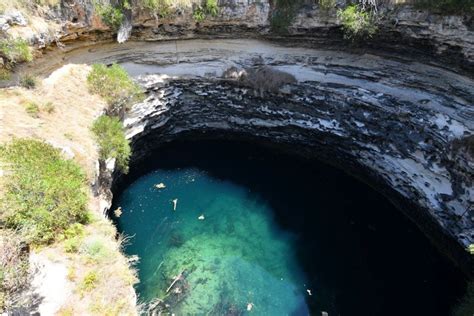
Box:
[118, 41, 473, 274]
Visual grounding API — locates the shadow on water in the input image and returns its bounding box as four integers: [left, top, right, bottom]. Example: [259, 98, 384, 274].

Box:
[113, 139, 467, 316]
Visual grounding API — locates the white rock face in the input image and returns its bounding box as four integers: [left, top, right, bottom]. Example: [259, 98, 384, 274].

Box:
[111, 40, 472, 264]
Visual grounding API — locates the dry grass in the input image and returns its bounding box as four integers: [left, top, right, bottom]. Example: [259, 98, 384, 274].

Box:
[56, 214, 138, 315]
[0, 64, 105, 180]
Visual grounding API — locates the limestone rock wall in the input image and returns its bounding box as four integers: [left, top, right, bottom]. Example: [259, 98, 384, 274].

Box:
[1, 1, 472, 72]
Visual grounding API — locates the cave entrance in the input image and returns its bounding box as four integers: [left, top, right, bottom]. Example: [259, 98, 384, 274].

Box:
[112, 139, 466, 315]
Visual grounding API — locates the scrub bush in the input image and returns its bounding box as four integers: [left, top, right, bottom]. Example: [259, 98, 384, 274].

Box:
[80, 271, 99, 293]
[0, 38, 32, 64]
[87, 63, 144, 117]
[337, 4, 377, 40]
[193, 0, 219, 22]
[140, 0, 172, 17]
[94, 1, 125, 30]
[91, 115, 131, 173]
[319, 0, 336, 11]
[80, 236, 114, 263]
[19, 74, 37, 89]
[24, 102, 39, 117]
[0, 139, 90, 245]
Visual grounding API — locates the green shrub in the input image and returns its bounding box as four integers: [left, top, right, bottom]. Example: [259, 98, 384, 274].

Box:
[270, 0, 303, 34]
[193, 0, 219, 22]
[319, 0, 336, 11]
[0, 139, 90, 245]
[61, 223, 85, 253]
[63, 238, 82, 253]
[19, 74, 37, 89]
[337, 4, 377, 40]
[24, 102, 39, 117]
[94, 2, 124, 30]
[91, 115, 131, 173]
[414, 0, 474, 15]
[0, 38, 32, 64]
[193, 7, 206, 22]
[205, 0, 219, 16]
[80, 271, 98, 293]
[80, 236, 114, 263]
[140, 0, 172, 17]
[87, 63, 143, 116]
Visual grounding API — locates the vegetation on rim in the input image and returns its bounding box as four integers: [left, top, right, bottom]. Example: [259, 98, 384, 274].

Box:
[337, 4, 378, 40]
[87, 63, 144, 117]
[93, 0, 134, 31]
[0, 38, 33, 81]
[193, 0, 219, 22]
[0, 139, 90, 245]
[91, 115, 131, 173]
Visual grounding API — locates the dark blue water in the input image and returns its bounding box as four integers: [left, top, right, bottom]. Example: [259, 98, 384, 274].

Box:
[113, 140, 467, 315]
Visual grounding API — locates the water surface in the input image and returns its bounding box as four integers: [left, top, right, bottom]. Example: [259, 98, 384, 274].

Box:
[113, 141, 466, 315]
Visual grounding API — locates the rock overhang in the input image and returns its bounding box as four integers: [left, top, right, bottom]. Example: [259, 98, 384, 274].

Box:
[111, 40, 473, 274]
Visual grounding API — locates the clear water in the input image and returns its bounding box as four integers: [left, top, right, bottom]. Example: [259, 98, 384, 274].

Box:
[113, 141, 467, 316]
[115, 169, 308, 315]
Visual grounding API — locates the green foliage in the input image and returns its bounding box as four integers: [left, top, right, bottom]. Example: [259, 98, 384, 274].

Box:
[94, 1, 124, 30]
[80, 236, 114, 263]
[140, 0, 172, 17]
[452, 282, 474, 316]
[80, 271, 99, 293]
[205, 0, 218, 16]
[414, 0, 474, 15]
[24, 102, 39, 117]
[0, 139, 89, 245]
[91, 115, 131, 173]
[193, 7, 206, 22]
[319, 0, 336, 11]
[193, 0, 219, 22]
[87, 63, 144, 116]
[270, 0, 303, 34]
[19, 74, 37, 89]
[61, 223, 86, 253]
[337, 4, 377, 40]
[0, 38, 32, 64]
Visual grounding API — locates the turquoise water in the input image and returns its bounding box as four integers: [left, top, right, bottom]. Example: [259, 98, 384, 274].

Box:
[114, 141, 467, 315]
[115, 168, 309, 315]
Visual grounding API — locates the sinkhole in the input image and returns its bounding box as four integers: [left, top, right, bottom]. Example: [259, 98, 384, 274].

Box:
[112, 140, 466, 315]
